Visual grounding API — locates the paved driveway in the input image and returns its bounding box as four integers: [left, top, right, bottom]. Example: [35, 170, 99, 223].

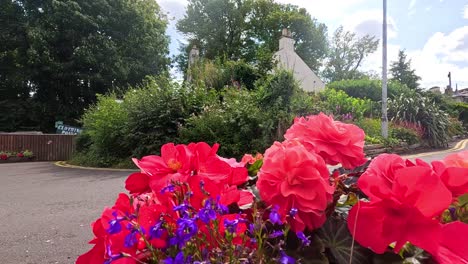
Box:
[0, 162, 130, 264]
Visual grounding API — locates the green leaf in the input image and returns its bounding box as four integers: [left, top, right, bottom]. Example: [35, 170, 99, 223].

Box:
[458, 193, 468, 207]
[316, 217, 373, 264]
[248, 159, 263, 176]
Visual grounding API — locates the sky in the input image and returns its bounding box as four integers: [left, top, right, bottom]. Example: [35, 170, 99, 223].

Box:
[158, 0, 468, 89]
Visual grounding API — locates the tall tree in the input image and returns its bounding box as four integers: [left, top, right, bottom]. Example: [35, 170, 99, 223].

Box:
[0, 0, 170, 132]
[323, 26, 379, 82]
[176, 0, 328, 74]
[390, 50, 421, 89]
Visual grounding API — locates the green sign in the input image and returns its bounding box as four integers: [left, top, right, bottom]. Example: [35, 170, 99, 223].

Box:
[55, 121, 83, 135]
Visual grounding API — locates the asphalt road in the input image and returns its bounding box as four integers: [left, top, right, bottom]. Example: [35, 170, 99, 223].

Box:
[0, 142, 467, 264]
[0, 162, 130, 264]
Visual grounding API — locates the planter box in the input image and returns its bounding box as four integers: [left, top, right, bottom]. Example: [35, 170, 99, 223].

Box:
[0, 157, 35, 163]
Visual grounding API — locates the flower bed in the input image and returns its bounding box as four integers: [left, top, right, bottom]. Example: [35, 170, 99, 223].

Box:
[77, 113, 468, 264]
[0, 150, 35, 163]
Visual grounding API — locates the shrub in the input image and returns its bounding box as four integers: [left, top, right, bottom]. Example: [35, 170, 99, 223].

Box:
[319, 88, 372, 120]
[447, 118, 465, 137]
[391, 127, 421, 145]
[124, 78, 215, 157]
[327, 78, 411, 101]
[389, 91, 450, 148]
[80, 94, 129, 162]
[354, 118, 382, 138]
[179, 89, 270, 159]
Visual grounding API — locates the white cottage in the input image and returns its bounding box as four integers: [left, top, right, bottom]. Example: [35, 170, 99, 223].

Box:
[274, 29, 325, 93]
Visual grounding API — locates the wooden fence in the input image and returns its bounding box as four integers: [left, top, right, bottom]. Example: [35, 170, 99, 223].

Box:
[0, 134, 76, 161]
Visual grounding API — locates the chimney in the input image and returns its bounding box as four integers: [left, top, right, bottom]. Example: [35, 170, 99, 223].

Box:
[279, 28, 295, 52]
[188, 45, 199, 67]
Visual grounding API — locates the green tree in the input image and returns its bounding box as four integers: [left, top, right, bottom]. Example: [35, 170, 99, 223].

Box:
[176, 0, 328, 74]
[324, 26, 379, 82]
[390, 50, 421, 90]
[1, 0, 170, 132]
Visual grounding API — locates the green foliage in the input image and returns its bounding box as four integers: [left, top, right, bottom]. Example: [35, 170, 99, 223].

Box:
[80, 94, 129, 161]
[176, 0, 328, 73]
[447, 118, 465, 137]
[1, 0, 170, 132]
[391, 127, 421, 145]
[319, 89, 372, 120]
[389, 91, 450, 148]
[365, 135, 383, 145]
[179, 89, 269, 159]
[390, 50, 421, 90]
[327, 78, 411, 101]
[188, 59, 259, 90]
[124, 78, 215, 157]
[323, 26, 379, 82]
[450, 102, 468, 125]
[354, 118, 382, 138]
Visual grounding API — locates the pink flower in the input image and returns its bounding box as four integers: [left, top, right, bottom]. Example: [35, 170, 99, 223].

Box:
[132, 143, 192, 193]
[284, 113, 367, 169]
[348, 165, 453, 254]
[442, 150, 468, 168]
[256, 140, 334, 232]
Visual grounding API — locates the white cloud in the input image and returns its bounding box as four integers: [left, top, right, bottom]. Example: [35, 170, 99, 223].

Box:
[464, 5, 468, 19]
[341, 9, 398, 39]
[406, 27, 468, 88]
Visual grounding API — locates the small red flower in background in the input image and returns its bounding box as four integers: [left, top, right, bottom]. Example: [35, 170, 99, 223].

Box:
[17, 152, 24, 158]
[284, 113, 367, 169]
[241, 153, 263, 165]
[256, 140, 334, 232]
[0, 154, 7, 160]
[442, 150, 468, 168]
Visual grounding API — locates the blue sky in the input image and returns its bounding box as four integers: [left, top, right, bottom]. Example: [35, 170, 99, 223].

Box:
[158, 0, 468, 89]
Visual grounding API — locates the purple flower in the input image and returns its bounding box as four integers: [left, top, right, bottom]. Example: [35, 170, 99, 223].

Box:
[164, 251, 185, 264]
[106, 211, 122, 234]
[149, 221, 164, 239]
[289, 208, 298, 218]
[269, 205, 282, 225]
[198, 199, 218, 224]
[269, 230, 284, 238]
[296, 231, 311, 247]
[124, 230, 138, 248]
[161, 184, 175, 194]
[278, 251, 295, 264]
[224, 218, 240, 233]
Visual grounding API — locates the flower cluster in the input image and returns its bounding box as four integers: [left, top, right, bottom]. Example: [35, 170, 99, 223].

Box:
[78, 113, 468, 264]
[348, 153, 468, 263]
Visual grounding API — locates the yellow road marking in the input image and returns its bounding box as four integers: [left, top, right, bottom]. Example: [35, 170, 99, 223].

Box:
[54, 161, 137, 172]
[403, 139, 468, 159]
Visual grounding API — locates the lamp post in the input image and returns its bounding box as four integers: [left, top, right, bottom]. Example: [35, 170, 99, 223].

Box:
[382, 0, 388, 138]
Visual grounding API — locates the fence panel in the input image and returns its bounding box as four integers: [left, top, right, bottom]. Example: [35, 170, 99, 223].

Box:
[0, 134, 76, 161]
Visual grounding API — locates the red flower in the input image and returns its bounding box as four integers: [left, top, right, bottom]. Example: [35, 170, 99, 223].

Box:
[348, 166, 452, 254]
[442, 150, 468, 168]
[284, 113, 367, 169]
[357, 154, 407, 201]
[0, 154, 7, 160]
[438, 167, 468, 199]
[432, 221, 468, 264]
[132, 143, 192, 193]
[256, 140, 334, 232]
[188, 142, 232, 184]
[17, 152, 24, 158]
[218, 156, 249, 186]
[125, 172, 150, 194]
[241, 153, 263, 165]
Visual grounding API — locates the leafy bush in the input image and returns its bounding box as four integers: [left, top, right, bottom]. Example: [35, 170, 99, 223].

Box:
[391, 127, 421, 145]
[327, 78, 411, 101]
[124, 78, 215, 157]
[354, 118, 382, 138]
[80, 94, 129, 161]
[389, 91, 450, 148]
[319, 88, 372, 120]
[447, 118, 465, 137]
[179, 89, 270, 159]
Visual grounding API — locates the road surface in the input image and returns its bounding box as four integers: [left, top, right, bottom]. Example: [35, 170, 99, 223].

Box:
[0, 141, 466, 263]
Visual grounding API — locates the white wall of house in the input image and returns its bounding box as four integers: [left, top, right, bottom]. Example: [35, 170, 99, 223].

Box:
[274, 29, 325, 93]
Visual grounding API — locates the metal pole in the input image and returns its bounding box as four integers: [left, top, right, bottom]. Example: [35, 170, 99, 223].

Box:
[381, 0, 388, 138]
